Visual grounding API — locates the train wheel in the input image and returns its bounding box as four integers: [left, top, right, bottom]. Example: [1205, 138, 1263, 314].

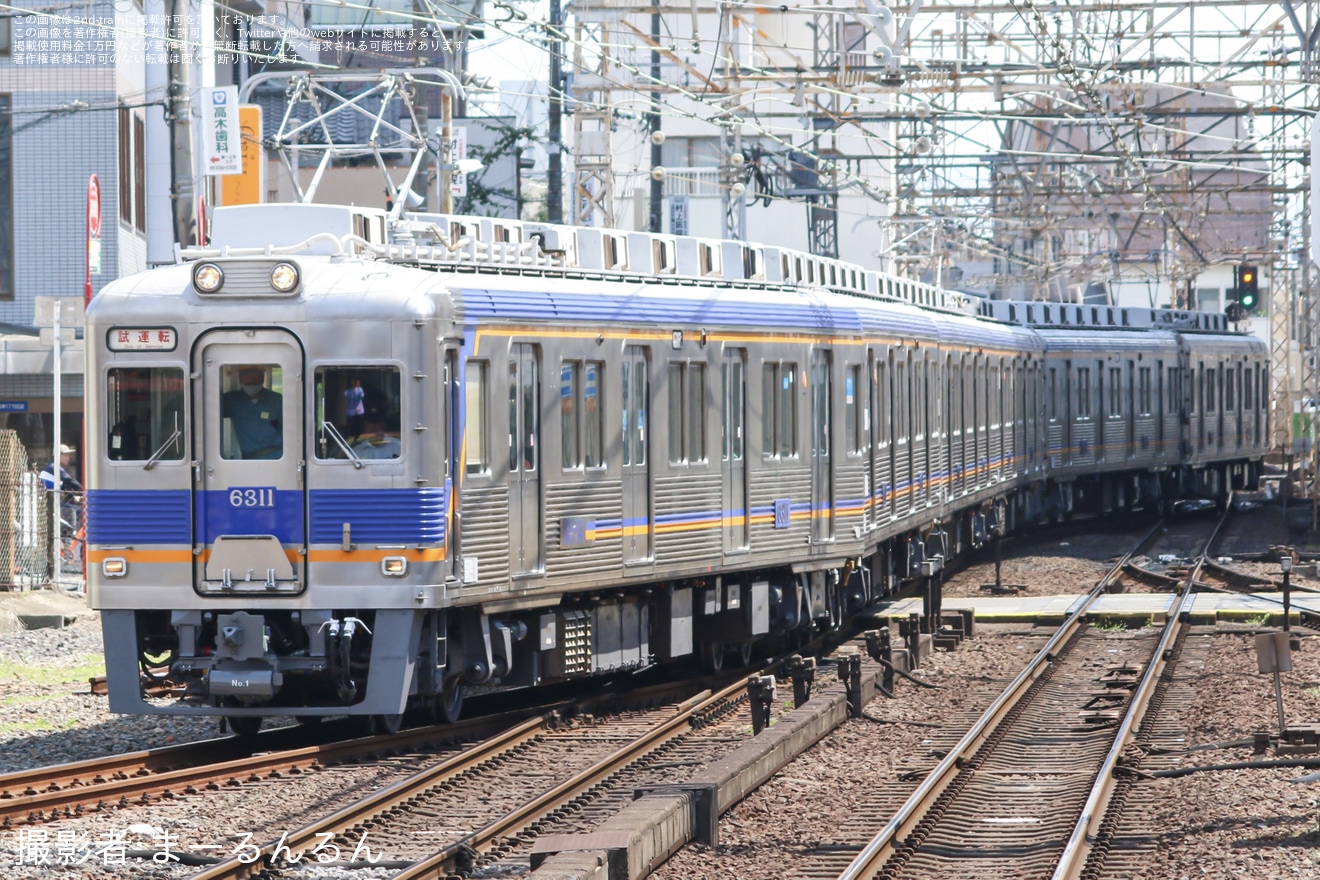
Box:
[699, 641, 725, 674]
[226, 716, 262, 738]
[371, 713, 404, 735]
[736, 641, 754, 667]
[438, 681, 465, 724]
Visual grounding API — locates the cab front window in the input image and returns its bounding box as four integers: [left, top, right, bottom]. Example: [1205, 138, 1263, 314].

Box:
[106, 367, 185, 462]
[314, 365, 402, 461]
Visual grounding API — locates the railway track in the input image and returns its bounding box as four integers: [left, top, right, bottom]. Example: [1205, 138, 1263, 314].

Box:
[0, 672, 723, 829]
[188, 673, 757, 880]
[818, 507, 1228, 880]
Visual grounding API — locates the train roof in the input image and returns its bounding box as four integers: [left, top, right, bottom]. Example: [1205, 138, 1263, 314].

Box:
[91, 254, 448, 322]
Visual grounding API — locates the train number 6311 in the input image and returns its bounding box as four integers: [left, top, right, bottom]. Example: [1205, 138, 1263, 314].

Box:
[228, 487, 276, 508]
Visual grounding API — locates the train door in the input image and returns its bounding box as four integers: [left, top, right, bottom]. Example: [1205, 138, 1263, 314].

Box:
[872, 354, 891, 522]
[622, 345, 653, 563]
[508, 343, 543, 575]
[721, 347, 748, 552]
[1062, 360, 1073, 468]
[191, 329, 305, 593]
[948, 356, 962, 497]
[895, 353, 909, 518]
[810, 349, 834, 543]
[1156, 360, 1165, 458]
[850, 360, 872, 535]
[445, 349, 460, 581]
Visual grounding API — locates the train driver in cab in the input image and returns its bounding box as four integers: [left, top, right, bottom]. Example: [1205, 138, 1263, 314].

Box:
[351, 408, 401, 460]
[222, 365, 283, 460]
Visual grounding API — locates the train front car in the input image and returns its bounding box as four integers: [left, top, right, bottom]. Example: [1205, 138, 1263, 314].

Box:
[86, 223, 458, 733]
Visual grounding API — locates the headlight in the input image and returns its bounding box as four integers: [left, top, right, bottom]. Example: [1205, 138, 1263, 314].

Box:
[270, 262, 299, 293]
[193, 263, 224, 293]
[102, 557, 127, 577]
[381, 556, 408, 577]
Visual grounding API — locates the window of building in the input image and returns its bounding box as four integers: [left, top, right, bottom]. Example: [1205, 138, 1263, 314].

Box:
[119, 107, 131, 224]
[106, 368, 185, 462]
[465, 361, 488, 474]
[667, 361, 706, 465]
[762, 362, 798, 458]
[313, 365, 402, 461]
[119, 108, 146, 233]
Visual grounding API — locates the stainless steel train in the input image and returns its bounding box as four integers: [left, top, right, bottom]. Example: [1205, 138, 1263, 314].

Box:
[85, 203, 1268, 733]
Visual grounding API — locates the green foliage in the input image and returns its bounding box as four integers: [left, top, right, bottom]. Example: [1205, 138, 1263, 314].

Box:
[455, 124, 535, 217]
[0, 654, 104, 686]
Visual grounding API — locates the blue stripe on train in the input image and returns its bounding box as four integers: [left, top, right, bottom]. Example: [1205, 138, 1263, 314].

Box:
[86, 487, 447, 546]
[85, 490, 192, 544]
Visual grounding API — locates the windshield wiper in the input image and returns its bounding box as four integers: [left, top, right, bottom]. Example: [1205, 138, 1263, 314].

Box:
[322, 420, 364, 469]
[143, 415, 182, 471]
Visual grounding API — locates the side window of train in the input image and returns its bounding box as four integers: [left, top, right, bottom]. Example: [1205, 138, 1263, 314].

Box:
[845, 364, 864, 455]
[1139, 367, 1152, 416]
[1167, 367, 1179, 414]
[667, 360, 707, 465]
[465, 361, 490, 475]
[560, 361, 605, 469]
[107, 367, 185, 462]
[1108, 367, 1122, 418]
[1076, 368, 1091, 419]
[313, 365, 402, 461]
[1047, 368, 1057, 421]
[762, 362, 798, 459]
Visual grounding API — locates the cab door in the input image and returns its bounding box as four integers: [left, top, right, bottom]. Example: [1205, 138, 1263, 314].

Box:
[192, 329, 305, 594]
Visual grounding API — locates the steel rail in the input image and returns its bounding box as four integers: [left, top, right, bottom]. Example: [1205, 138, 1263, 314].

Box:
[0, 708, 537, 827]
[189, 677, 745, 880]
[834, 518, 1167, 880]
[1050, 503, 1232, 880]
[189, 712, 554, 880]
[388, 678, 747, 880]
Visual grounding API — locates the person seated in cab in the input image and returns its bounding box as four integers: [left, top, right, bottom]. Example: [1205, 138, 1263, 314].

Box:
[351, 409, 401, 460]
[222, 366, 283, 460]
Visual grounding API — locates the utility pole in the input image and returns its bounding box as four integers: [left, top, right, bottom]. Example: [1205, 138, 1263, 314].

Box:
[648, 9, 662, 233]
[440, 89, 454, 214]
[547, 0, 563, 223]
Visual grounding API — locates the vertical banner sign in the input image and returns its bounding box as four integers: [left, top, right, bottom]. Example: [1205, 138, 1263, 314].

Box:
[221, 105, 264, 205]
[669, 194, 689, 236]
[203, 86, 241, 176]
[451, 126, 468, 198]
[85, 174, 101, 306]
